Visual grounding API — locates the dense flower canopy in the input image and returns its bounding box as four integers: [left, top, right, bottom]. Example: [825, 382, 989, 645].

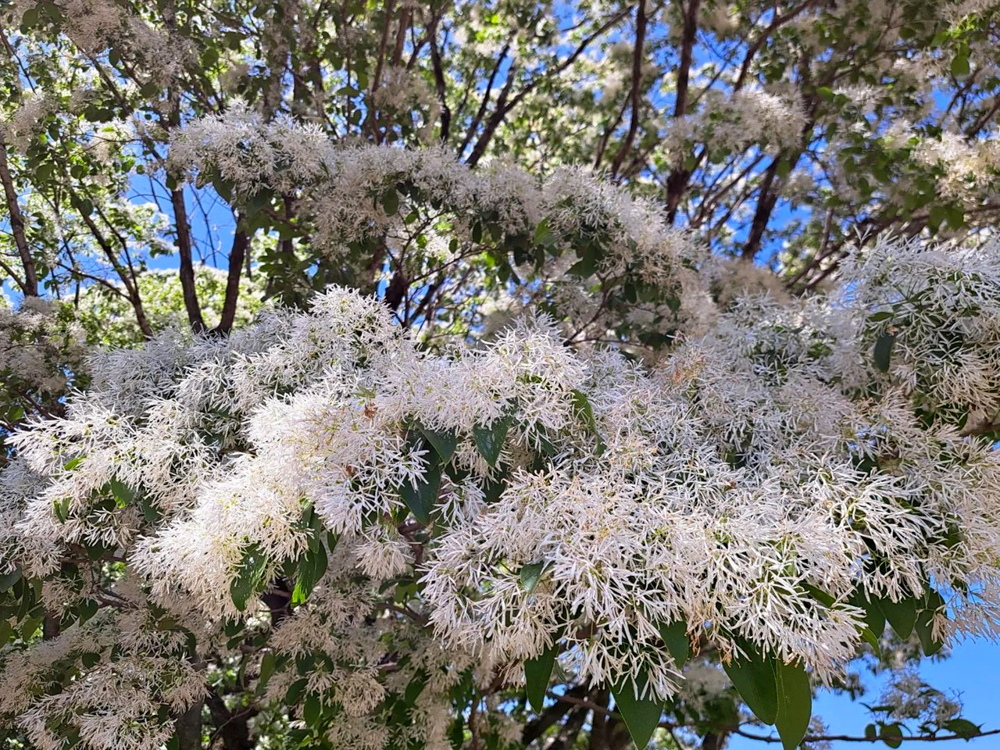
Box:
[4, 0, 1000, 749]
[4, 214, 1000, 749]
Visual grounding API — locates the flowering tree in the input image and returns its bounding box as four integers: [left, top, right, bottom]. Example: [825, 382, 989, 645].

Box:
[2, 1, 1000, 750]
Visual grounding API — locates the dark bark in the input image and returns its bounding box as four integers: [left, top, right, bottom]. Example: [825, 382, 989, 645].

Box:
[175, 700, 203, 750]
[610, 1, 649, 176]
[170, 188, 207, 332]
[212, 229, 248, 336]
[0, 137, 39, 296]
[663, 0, 701, 222]
[522, 685, 590, 745]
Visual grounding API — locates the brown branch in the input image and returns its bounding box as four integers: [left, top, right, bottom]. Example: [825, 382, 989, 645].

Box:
[465, 8, 629, 167]
[428, 19, 452, 143]
[212, 227, 248, 336]
[458, 43, 511, 154]
[523, 686, 589, 745]
[170, 188, 206, 332]
[664, 0, 701, 222]
[610, 0, 649, 177]
[0, 137, 38, 296]
[735, 728, 1000, 745]
[74, 199, 154, 337]
[733, 0, 816, 91]
[740, 156, 785, 260]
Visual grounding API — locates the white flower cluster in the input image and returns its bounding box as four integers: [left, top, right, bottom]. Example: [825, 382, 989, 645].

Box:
[0, 576, 205, 750]
[0, 297, 87, 396]
[663, 88, 808, 162]
[1, 231, 998, 750]
[912, 131, 1000, 206]
[168, 105, 698, 299]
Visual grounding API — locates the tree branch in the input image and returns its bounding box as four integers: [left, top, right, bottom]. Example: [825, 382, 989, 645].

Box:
[0, 137, 39, 296]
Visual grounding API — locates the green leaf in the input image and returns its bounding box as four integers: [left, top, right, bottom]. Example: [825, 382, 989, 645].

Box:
[951, 54, 970, 77]
[865, 724, 878, 741]
[567, 243, 600, 278]
[611, 673, 663, 750]
[400, 463, 441, 525]
[881, 723, 903, 748]
[0, 568, 21, 593]
[77, 598, 98, 624]
[914, 609, 943, 656]
[381, 188, 399, 215]
[285, 678, 307, 705]
[108, 478, 136, 508]
[929, 205, 947, 231]
[519, 562, 546, 594]
[472, 414, 512, 467]
[524, 645, 557, 712]
[534, 219, 556, 248]
[138, 495, 161, 524]
[915, 590, 945, 656]
[570, 389, 599, 434]
[856, 592, 885, 637]
[54, 496, 71, 523]
[873, 332, 896, 373]
[421, 427, 458, 462]
[230, 543, 269, 612]
[292, 539, 329, 606]
[801, 583, 835, 608]
[303, 692, 322, 725]
[658, 620, 689, 668]
[943, 718, 981, 739]
[775, 660, 811, 750]
[80, 651, 101, 669]
[880, 597, 917, 640]
[860, 627, 883, 659]
[258, 651, 277, 690]
[724, 648, 778, 724]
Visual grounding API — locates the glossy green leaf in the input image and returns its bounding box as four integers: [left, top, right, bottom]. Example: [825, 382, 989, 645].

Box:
[524, 645, 557, 712]
[0, 568, 21, 593]
[230, 542, 269, 612]
[292, 539, 329, 606]
[658, 620, 689, 668]
[873, 332, 896, 373]
[519, 562, 545, 594]
[943, 718, 980, 739]
[775, 660, 811, 750]
[400, 463, 441, 525]
[724, 648, 778, 724]
[880, 722, 903, 748]
[421, 427, 458, 462]
[860, 627, 883, 659]
[381, 188, 399, 215]
[880, 597, 917, 640]
[611, 673, 662, 750]
[258, 651, 277, 690]
[303, 693, 321, 725]
[534, 219, 556, 248]
[109, 478, 136, 508]
[472, 415, 512, 467]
